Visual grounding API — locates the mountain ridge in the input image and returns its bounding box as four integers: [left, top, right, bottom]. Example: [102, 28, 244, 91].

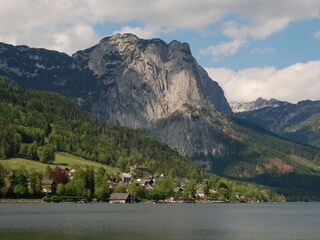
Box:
[232, 98, 320, 148]
[230, 97, 288, 113]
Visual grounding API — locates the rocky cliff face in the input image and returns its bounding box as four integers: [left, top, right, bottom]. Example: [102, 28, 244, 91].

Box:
[73, 34, 231, 127]
[0, 34, 232, 162]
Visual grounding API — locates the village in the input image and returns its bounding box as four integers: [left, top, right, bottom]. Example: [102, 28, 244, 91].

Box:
[38, 164, 253, 204]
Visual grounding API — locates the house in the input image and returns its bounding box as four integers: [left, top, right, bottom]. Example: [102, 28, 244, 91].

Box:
[41, 179, 56, 194]
[108, 182, 117, 190]
[195, 186, 205, 197]
[69, 168, 76, 178]
[130, 165, 151, 176]
[209, 188, 217, 194]
[137, 178, 154, 187]
[109, 174, 118, 183]
[120, 173, 132, 183]
[166, 197, 176, 203]
[235, 192, 245, 201]
[154, 173, 165, 179]
[109, 193, 133, 203]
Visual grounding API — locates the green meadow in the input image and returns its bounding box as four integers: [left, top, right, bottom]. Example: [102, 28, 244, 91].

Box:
[0, 152, 119, 174]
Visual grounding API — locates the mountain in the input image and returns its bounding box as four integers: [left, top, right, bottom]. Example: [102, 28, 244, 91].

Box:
[233, 98, 320, 148]
[0, 35, 320, 198]
[0, 34, 231, 161]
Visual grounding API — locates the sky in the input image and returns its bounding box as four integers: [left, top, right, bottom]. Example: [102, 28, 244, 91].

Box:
[0, 0, 320, 103]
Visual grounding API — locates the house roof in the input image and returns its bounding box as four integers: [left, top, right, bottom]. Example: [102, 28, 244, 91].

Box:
[173, 187, 183, 193]
[120, 173, 132, 178]
[130, 165, 149, 172]
[109, 193, 131, 200]
[195, 186, 205, 195]
[138, 178, 154, 185]
[196, 189, 205, 194]
[144, 185, 157, 190]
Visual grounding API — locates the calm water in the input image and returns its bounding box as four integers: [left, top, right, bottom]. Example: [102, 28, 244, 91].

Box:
[0, 202, 319, 240]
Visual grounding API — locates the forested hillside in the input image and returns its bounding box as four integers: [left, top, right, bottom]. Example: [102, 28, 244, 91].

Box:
[214, 117, 320, 199]
[0, 77, 203, 178]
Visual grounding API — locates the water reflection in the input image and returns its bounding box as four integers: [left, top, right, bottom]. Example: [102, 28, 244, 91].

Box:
[0, 203, 320, 240]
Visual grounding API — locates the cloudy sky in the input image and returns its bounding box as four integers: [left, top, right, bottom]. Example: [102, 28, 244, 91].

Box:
[1, 0, 319, 103]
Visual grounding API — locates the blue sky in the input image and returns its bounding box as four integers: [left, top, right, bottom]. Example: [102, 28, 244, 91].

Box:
[93, 15, 320, 70]
[0, 0, 319, 102]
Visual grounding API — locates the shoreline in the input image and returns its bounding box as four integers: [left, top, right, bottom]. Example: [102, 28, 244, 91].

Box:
[0, 198, 275, 204]
[0, 199, 45, 203]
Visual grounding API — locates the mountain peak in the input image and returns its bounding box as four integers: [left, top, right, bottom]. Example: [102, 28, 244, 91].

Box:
[108, 33, 140, 43]
[169, 40, 191, 53]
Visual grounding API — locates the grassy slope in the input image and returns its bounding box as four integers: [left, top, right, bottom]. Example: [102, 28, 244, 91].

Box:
[0, 152, 119, 173]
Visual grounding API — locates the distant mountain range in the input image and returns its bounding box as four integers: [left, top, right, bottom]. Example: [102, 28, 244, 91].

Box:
[230, 97, 283, 113]
[0, 34, 319, 197]
[231, 98, 320, 148]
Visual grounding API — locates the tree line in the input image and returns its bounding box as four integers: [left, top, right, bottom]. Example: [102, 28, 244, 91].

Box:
[0, 162, 287, 202]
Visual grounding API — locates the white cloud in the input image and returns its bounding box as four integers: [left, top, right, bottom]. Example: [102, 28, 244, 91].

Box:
[314, 31, 320, 40]
[50, 24, 99, 54]
[250, 47, 275, 55]
[0, 0, 319, 55]
[205, 61, 320, 103]
[200, 17, 292, 60]
[113, 25, 164, 39]
[0, 1, 98, 54]
[198, 1, 320, 60]
[200, 39, 246, 61]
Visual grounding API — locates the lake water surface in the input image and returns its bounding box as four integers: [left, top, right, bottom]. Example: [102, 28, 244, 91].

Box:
[0, 202, 319, 240]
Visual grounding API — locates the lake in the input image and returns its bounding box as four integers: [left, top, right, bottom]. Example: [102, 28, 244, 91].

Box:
[0, 202, 319, 240]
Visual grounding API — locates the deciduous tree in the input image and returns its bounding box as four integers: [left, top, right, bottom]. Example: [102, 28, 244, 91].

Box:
[28, 169, 42, 196]
[53, 167, 69, 184]
[39, 144, 55, 163]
